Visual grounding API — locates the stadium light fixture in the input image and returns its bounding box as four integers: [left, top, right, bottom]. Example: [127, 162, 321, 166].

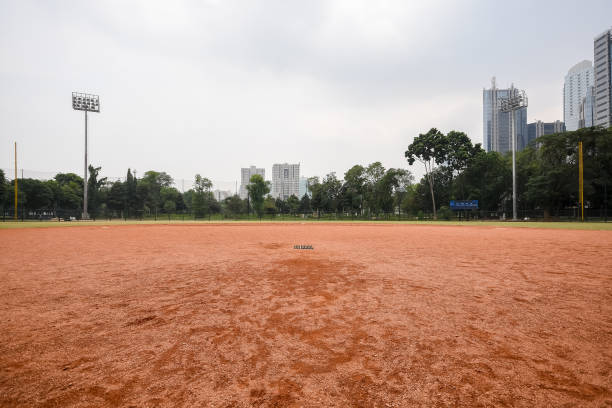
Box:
[499, 85, 528, 221]
[72, 92, 100, 220]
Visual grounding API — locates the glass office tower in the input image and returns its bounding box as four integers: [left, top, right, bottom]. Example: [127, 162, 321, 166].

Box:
[483, 78, 528, 153]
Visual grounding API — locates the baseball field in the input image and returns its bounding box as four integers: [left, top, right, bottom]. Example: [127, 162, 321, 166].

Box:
[1, 222, 611, 407]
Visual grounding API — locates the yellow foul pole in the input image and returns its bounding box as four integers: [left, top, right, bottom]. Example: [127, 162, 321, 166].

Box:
[14, 142, 18, 220]
[579, 141, 584, 222]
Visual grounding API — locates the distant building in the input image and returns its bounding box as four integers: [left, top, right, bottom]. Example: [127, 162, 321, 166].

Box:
[579, 86, 595, 128]
[298, 176, 311, 198]
[272, 163, 300, 200]
[527, 121, 565, 145]
[239, 166, 265, 199]
[563, 60, 594, 131]
[483, 77, 528, 153]
[594, 28, 612, 128]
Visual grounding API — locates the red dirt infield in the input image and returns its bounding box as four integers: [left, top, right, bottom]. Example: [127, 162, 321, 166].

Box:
[1, 223, 611, 407]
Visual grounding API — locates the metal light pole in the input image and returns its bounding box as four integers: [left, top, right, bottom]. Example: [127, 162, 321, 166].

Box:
[499, 85, 527, 221]
[579, 140, 584, 221]
[14, 142, 18, 220]
[72, 92, 100, 220]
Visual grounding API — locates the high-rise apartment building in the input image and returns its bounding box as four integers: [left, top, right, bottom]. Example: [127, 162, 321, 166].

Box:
[564, 60, 594, 131]
[239, 166, 265, 199]
[272, 163, 300, 200]
[483, 77, 528, 153]
[527, 120, 565, 145]
[593, 28, 612, 128]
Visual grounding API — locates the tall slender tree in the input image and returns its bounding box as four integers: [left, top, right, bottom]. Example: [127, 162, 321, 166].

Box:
[405, 128, 448, 219]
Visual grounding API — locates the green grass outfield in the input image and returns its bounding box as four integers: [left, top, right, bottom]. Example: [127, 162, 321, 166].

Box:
[1, 219, 611, 231]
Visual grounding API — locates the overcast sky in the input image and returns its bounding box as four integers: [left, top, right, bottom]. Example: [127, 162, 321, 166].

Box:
[1, 0, 611, 190]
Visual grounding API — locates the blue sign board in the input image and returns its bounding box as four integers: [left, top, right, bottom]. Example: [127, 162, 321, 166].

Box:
[450, 200, 478, 210]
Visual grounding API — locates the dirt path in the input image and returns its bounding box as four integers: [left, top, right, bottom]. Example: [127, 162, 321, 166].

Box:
[1, 224, 611, 407]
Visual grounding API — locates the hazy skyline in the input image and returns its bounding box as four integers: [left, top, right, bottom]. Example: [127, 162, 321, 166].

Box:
[1, 0, 611, 189]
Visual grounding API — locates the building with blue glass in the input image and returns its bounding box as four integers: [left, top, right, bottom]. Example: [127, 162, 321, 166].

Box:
[527, 121, 565, 146]
[483, 77, 528, 153]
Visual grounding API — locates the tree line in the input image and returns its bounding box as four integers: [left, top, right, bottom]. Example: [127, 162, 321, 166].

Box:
[1, 126, 610, 221]
[405, 126, 611, 219]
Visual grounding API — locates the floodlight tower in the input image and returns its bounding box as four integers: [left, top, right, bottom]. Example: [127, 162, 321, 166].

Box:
[499, 85, 527, 221]
[72, 92, 100, 220]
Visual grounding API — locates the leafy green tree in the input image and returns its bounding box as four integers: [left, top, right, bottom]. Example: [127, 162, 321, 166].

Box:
[394, 168, 414, 216]
[192, 174, 212, 218]
[320, 172, 342, 214]
[141, 171, 173, 217]
[286, 194, 300, 215]
[59, 184, 82, 211]
[55, 173, 83, 187]
[399, 184, 419, 216]
[45, 179, 61, 215]
[125, 169, 138, 216]
[375, 168, 409, 214]
[107, 181, 126, 217]
[54, 173, 83, 211]
[458, 150, 510, 215]
[343, 165, 366, 215]
[364, 162, 385, 214]
[308, 177, 323, 216]
[175, 193, 186, 213]
[208, 196, 221, 215]
[445, 131, 483, 199]
[160, 187, 181, 213]
[18, 179, 54, 212]
[265, 196, 277, 215]
[135, 182, 149, 217]
[87, 165, 107, 219]
[405, 128, 448, 219]
[246, 174, 270, 218]
[0, 169, 8, 216]
[163, 200, 176, 220]
[413, 168, 452, 217]
[183, 189, 194, 214]
[275, 198, 288, 214]
[299, 194, 312, 215]
[224, 195, 245, 216]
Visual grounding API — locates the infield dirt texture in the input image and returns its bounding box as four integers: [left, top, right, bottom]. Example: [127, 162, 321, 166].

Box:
[1, 223, 611, 407]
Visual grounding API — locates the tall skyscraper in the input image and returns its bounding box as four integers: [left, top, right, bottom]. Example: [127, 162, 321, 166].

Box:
[483, 77, 528, 153]
[563, 60, 594, 131]
[272, 163, 300, 200]
[239, 166, 265, 199]
[594, 28, 612, 128]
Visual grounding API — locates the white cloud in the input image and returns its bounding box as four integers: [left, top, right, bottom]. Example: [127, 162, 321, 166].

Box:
[1, 0, 611, 187]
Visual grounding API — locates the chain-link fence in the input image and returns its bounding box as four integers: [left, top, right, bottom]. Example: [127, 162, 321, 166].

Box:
[1, 168, 609, 223]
